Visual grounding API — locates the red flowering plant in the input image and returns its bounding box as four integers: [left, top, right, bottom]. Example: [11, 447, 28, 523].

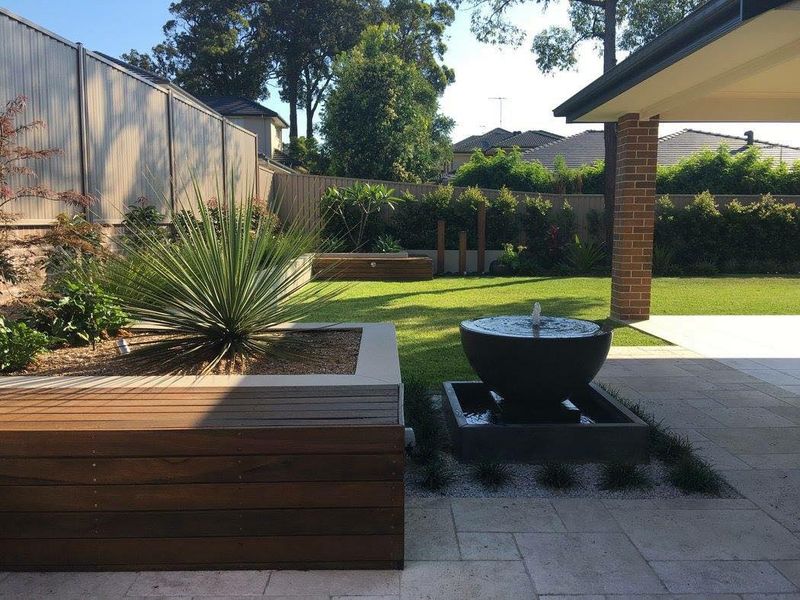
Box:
[0, 95, 93, 283]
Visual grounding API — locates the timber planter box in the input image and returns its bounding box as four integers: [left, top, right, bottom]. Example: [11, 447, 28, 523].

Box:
[0, 323, 404, 571]
[313, 252, 433, 281]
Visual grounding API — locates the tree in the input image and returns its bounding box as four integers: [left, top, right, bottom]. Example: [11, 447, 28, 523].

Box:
[384, 0, 456, 93]
[459, 0, 704, 247]
[121, 0, 271, 99]
[321, 25, 454, 182]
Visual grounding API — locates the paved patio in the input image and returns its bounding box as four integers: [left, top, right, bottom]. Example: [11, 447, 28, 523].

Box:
[1, 346, 799, 599]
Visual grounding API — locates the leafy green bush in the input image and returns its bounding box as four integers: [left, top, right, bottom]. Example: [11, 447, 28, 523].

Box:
[122, 198, 166, 249]
[448, 186, 485, 247]
[0, 317, 49, 372]
[453, 148, 554, 192]
[655, 192, 800, 273]
[321, 182, 400, 251]
[43, 213, 105, 281]
[486, 187, 519, 248]
[27, 276, 128, 348]
[563, 234, 606, 274]
[390, 187, 452, 248]
[374, 233, 403, 252]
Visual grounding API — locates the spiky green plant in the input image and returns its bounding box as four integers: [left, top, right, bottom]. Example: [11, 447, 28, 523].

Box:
[104, 186, 337, 373]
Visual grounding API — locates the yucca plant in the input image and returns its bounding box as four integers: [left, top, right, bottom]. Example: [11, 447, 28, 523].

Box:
[104, 185, 337, 373]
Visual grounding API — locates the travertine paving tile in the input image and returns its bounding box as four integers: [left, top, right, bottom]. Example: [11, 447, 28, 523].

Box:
[550, 498, 621, 532]
[457, 532, 521, 560]
[127, 571, 268, 597]
[722, 469, 800, 531]
[650, 560, 797, 593]
[774, 561, 800, 588]
[610, 509, 800, 560]
[0, 572, 138, 598]
[265, 570, 399, 597]
[404, 508, 459, 560]
[450, 498, 564, 533]
[400, 560, 534, 600]
[700, 427, 800, 455]
[515, 532, 665, 595]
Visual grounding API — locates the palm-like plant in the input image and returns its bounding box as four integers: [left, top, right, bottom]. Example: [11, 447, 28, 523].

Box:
[105, 186, 336, 373]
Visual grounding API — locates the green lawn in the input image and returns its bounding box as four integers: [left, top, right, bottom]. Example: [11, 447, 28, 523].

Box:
[305, 276, 800, 386]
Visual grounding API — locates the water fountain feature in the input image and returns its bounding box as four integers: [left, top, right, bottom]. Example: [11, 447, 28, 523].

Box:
[442, 304, 648, 462]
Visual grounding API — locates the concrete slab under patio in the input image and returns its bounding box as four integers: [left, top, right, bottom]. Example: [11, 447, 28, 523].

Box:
[633, 315, 800, 396]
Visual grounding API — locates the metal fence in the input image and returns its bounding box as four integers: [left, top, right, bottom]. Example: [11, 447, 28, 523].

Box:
[0, 8, 259, 225]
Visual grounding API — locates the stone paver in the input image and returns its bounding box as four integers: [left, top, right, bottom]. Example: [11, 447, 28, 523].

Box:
[456, 532, 521, 560]
[515, 532, 665, 594]
[400, 560, 534, 600]
[0, 572, 138, 598]
[775, 561, 800, 587]
[609, 508, 800, 560]
[126, 571, 269, 597]
[721, 469, 800, 531]
[650, 560, 798, 593]
[450, 497, 564, 533]
[404, 508, 459, 560]
[550, 498, 621, 532]
[265, 570, 399, 597]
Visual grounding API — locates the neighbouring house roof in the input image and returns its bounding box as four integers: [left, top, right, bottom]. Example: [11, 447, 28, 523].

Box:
[452, 128, 512, 152]
[524, 128, 800, 168]
[199, 96, 289, 128]
[452, 128, 564, 153]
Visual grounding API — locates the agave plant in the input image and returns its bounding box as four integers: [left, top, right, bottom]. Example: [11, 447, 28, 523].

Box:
[105, 186, 336, 373]
[563, 234, 606, 274]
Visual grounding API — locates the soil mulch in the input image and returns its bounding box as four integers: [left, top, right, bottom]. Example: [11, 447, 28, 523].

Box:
[12, 329, 361, 377]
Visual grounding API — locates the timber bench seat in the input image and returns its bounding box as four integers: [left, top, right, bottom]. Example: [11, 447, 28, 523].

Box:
[313, 253, 433, 281]
[0, 323, 405, 571]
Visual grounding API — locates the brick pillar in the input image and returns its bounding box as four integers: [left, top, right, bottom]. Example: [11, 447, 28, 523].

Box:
[611, 113, 658, 322]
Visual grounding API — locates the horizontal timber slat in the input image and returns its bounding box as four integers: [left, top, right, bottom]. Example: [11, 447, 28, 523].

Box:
[0, 507, 403, 538]
[0, 454, 402, 485]
[0, 481, 404, 511]
[0, 426, 404, 457]
[0, 535, 404, 567]
[313, 256, 432, 281]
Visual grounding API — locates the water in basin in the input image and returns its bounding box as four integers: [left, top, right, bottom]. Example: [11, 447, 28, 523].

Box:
[461, 315, 601, 339]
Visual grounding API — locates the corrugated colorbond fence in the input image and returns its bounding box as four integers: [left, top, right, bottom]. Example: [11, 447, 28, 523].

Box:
[271, 172, 800, 245]
[1, 8, 259, 225]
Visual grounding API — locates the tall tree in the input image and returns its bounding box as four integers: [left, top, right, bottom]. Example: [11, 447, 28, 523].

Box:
[322, 24, 454, 182]
[459, 0, 703, 248]
[122, 0, 270, 99]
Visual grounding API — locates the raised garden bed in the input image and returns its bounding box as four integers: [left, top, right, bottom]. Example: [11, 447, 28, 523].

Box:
[0, 322, 404, 571]
[313, 252, 433, 281]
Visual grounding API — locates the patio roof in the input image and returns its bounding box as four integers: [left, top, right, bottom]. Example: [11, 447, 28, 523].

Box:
[554, 0, 800, 123]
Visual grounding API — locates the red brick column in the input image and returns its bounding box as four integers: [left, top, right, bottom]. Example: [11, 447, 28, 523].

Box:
[611, 113, 659, 322]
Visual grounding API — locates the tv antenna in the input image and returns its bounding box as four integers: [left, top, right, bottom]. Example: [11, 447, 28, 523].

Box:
[489, 97, 509, 127]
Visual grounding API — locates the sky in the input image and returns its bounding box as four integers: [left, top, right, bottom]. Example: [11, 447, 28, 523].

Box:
[5, 0, 800, 147]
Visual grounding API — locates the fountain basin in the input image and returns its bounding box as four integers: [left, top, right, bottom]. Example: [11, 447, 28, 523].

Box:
[442, 381, 649, 463]
[460, 316, 612, 421]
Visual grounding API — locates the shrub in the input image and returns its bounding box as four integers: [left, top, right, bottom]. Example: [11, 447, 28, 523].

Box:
[104, 191, 331, 372]
[43, 213, 105, 281]
[563, 234, 606, 274]
[374, 233, 403, 252]
[471, 459, 513, 489]
[521, 195, 552, 259]
[486, 187, 519, 248]
[536, 461, 578, 489]
[599, 462, 652, 490]
[121, 198, 166, 249]
[0, 317, 50, 372]
[452, 148, 553, 192]
[321, 182, 400, 251]
[668, 456, 724, 495]
[448, 186, 486, 247]
[391, 187, 451, 248]
[27, 274, 128, 348]
[403, 375, 443, 464]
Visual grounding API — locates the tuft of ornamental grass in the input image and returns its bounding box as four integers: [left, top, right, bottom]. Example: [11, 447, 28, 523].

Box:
[651, 428, 694, 465]
[599, 461, 653, 491]
[535, 461, 578, 490]
[471, 459, 513, 490]
[668, 455, 724, 495]
[403, 375, 444, 465]
[418, 454, 454, 491]
[104, 185, 339, 373]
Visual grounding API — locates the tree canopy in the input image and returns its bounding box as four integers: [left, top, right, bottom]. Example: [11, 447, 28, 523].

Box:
[321, 24, 453, 182]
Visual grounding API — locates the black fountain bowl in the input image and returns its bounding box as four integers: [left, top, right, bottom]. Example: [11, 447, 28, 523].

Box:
[459, 321, 612, 412]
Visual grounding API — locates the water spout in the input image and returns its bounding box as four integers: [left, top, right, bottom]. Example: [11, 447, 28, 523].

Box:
[531, 302, 541, 329]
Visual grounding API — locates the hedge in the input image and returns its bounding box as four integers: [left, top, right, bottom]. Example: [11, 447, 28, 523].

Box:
[453, 145, 800, 196]
[654, 192, 800, 274]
